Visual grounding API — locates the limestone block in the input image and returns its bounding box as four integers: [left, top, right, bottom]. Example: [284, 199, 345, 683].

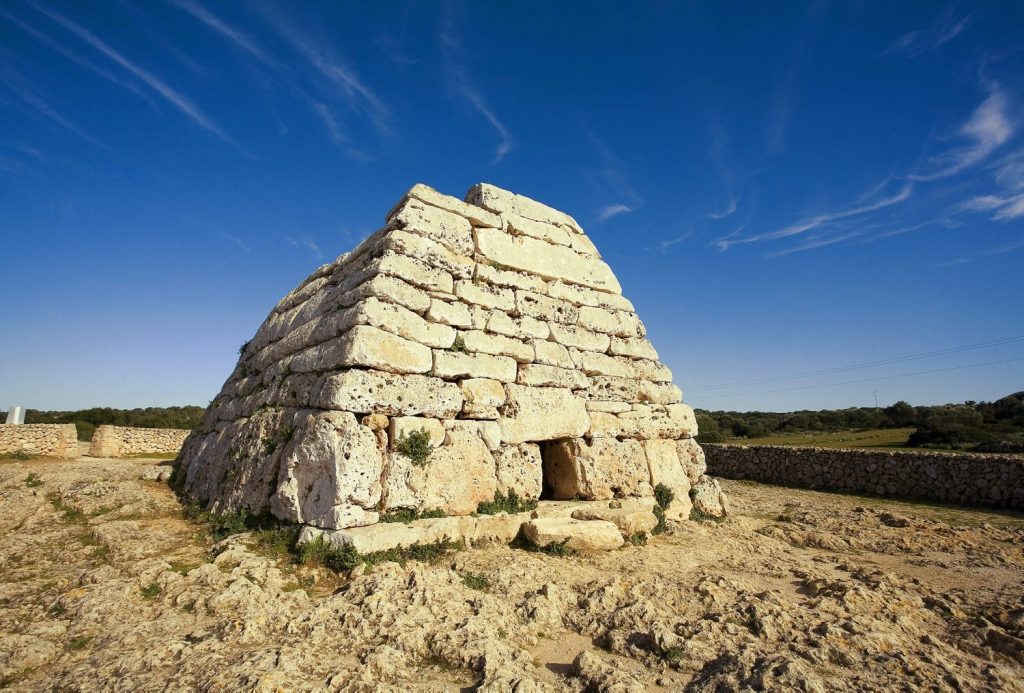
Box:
[691, 475, 727, 518]
[454, 280, 515, 311]
[319, 516, 476, 555]
[461, 330, 533, 362]
[271, 411, 382, 529]
[515, 290, 578, 325]
[329, 325, 433, 374]
[499, 385, 590, 444]
[587, 412, 622, 438]
[386, 196, 475, 255]
[548, 324, 610, 352]
[643, 439, 692, 521]
[374, 252, 454, 293]
[488, 312, 550, 340]
[531, 339, 574, 368]
[632, 359, 673, 383]
[546, 281, 632, 312]
[579, 352, 635, 378]
[494, 443, 543, 499]
[639, 381, 683, 405]
[676, 438, 707, 485]
[473, 228, 621, 294]
[343, 274, 432, 314]
[358, 297, 456, 349]
[578, 306, 644, 337]
[609, 337, 658, 360]
[543, 438, 651, 500]
[460, 378, 506, 408]
[470, 514, 528, 546]
[388, 416, 445, 449]
[586, 401, 632, 413]
[505, 213, 572, 246]
[522, 518, 624, 552]
[314, 371, 463, 418]
[426, 298, 473, 328]
[361, 414, 388, 431]
[517, 363, 589, 389]
[571, 507, 658, 534]
[445, 419, 501, 451]
[381, 229, 475, 279]
[402, 183, 501, 229]
[530, 500, 602, 519]
[382, 431, 497, 515]
[467, 183, 584, 234]
[469, 305, 490, 330]
[476, 262, 548, 293]
[433, 351, 518, 383]
[585, 376, 641, 402]
[568, 233, 601, 257]
[617, 404, 697, 440]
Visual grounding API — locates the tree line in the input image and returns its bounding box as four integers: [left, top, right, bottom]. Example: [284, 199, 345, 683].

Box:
[25, 406, 205, 441]
[695, 391, 1024, 452]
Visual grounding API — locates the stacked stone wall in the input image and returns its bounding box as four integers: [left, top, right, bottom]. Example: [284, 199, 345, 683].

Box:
[0, 424, 78, 458]
[705, 444, 1024, 510]
[88, 425, 190, 458]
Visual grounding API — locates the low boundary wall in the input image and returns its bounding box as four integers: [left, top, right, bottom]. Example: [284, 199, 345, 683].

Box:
[0, 424, 78, 458]
[704, 444, 1024, 510]
[88, 425, 190, 458]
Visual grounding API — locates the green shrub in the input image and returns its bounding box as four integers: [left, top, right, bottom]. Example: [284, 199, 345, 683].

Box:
[140, 583, 161, 599]
[626, 531, 648, 546]
[24, 473, 43, 488]
[395, 429, 432, 466]
[68, 636, 92, 650]
[449, 335, 467, 353]
[1, 451, 31, 461]
[653, 483, 674, 510]
[379, 508, 446, 523]
[652, 505, 667, 535]
[476, 489, 538, 515]
[460, 572, 490, 590]
[238, 340, 251, 356]
[689, 507, 725, 523]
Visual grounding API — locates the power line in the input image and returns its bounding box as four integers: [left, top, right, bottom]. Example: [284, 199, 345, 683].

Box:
[691, 355, 1024, 400]
[687, 335, 1024, 391]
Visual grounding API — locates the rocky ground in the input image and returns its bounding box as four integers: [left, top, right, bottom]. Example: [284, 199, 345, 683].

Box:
[1, 455, 1023, 692]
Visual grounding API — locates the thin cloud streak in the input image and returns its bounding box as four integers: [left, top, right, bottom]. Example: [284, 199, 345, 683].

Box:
[0, 69, 112, 151]
[29, 2, 252, 156]
[768, 231, 861, 258]
[172, 0, 273, 67]
[655, 231, 693, 254]
[709, 196, 739, 219]
[284, 234, 323, 259]
[222, 233, 251, 254]
[883, 9, 972, 58]
[597, 204, 632, 222]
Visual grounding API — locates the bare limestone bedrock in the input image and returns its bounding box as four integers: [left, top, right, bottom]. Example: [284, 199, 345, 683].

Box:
[176, 182, 726, 541]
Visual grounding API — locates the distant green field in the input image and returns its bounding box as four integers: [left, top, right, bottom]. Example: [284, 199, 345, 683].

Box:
[722, 427, 916, 449]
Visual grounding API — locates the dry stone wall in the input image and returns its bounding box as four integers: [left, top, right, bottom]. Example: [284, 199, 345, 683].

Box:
[705, 444, 1024, 510]
[177, 183, 718, 531]
[88, 425, 190, 458]
[0, 424, 78, 458]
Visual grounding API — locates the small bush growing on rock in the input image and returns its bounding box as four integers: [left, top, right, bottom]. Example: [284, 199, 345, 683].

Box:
[238, 340, 250, 356]
[460, 572, 490, 590]
[396, 428, 432, 466]
[140, 583, 161, 599]
[24, 473, 43, 487]
[449, 335, 467, 353]
[379, 508, 446, 523]
[652, 505, 667, 535]
[627, 531, 648, 546]
[689, 507, 725, 523]
[68, 636, 92, 651]
[654, 483, 674, 510]
[476, 489, 538, 515]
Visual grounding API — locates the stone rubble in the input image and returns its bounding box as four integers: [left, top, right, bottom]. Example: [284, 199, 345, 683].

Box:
[177, 183, 726, 536]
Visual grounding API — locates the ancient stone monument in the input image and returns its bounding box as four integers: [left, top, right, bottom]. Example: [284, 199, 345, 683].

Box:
[177, 183, 724, 545]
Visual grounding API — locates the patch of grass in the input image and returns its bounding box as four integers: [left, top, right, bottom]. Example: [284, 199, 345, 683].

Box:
[88, 505, 116, 518]
[48, 493, 87, 524]
[654, 483, 675, 510]
[251, 526, 300, 558]
[24, 472, 43, 487]
[182, 504, 288, 541]
[140, 583, 162, 600]
[93, 545, 109, 560]
[298, 536, 465, 572]
[449, 335, 467, 353]
[626, 531, 648, 546]
[512, 531, 577, 557]
[1, 451, 33, 461]
[68, 636, 92, 650]
[169, 560, 200, 576]
[461, 572, 490, 590]
[723, 427, 916, 450]
[690, 507, 726, 523]
[395, 428, 432, 466]
[476, 489, 538, 515]
[78, 531, 102, 547]
[652, 505, 667, 535]
[379, 507, 447, 523]
[47, 603, 66, 617]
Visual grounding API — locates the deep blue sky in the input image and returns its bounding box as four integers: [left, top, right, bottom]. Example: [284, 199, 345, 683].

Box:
[2, 1, 1022, 413]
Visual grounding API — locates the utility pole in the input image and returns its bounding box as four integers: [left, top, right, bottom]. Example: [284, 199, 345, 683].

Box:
[873, 390, 878, 408]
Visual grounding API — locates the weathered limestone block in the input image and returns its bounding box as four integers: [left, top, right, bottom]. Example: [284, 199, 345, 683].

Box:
[401, 183, 501, 229]
[586, 400, 632, 413]
[549, 324, 610, 352]
[691, 474, 728, 518]
[454, 280, 515, 311]
[475, 262, 547, 293]
[531, 339, 574, 368]
[640, 381, 683, 405]
[578, 306, 644, 338]
[517, 363, 589, 389]
[543, 438, 651, 500]
[523, 518, 624, 552]
[609, 337, 658, 360]
[505, 214, 572, 246]
[474, 228, 621, 294]
[487, 312, 550, 340]
[357, 297, 456, 349]
[445, 420, 501, 451]
[676, 438, 707, 485]
[382, 431, 497, 515]
[461, 330, 533, 362]
[294, 325, 432, 375]
[460, 378, 506, 420]
[271, 411, 382, 529]
[373, 252, 455, 293]
[494, 443, 543, 499]
[340, 274, 432, 314]
[314, 371, 462, 418]
[643, 439, 693, 521]
[433, 351, 518, 383]
[546, 281, 633, 312]
[467, 183, 584, 234]
[499, 385, 590, 444]
[426, 298, 473, 328]
[579, 352, 635, 378]
[633, 359, 673, 383]
[387, 195, 475, 255]
[586, 376, 641, 402]
[381, 229, 475, 279]
[568, 233, 601, 258]
[388, 416, 445, 449]
[571, 507, 657, 534]
[586, 411, 621, 438]
[617, 404, 697, 439]
[516, 290, 578, 324]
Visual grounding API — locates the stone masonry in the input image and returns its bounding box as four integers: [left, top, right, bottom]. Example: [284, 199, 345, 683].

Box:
[177, 183, 722, 532]
[88, 425, 190, 458]
[0, 424, 78, 458]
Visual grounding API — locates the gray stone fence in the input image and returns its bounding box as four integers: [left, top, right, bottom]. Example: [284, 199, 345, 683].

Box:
[88, 425, 190, 458]
[704, 444, 1024, 510]
[0, 424, 78, 458]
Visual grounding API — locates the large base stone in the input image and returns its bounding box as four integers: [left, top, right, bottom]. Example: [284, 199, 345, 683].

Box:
[522, 518, 625, 552]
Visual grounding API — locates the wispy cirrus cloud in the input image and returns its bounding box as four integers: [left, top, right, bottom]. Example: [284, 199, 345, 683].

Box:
[283, 234, 323, 259]
[171, 0, 274, 67]
[961, 148, 1024, 220]
[653, 231, 693, 254]
[883, 8, 972, 58]
[0, 65, 112, 151]
[768, 231, 861, 258]
[937, 238, 1024, 267]
[438, 5, 512, 163]
[597, 204, 633, 222]
[709, 196, 739, 219]
[222, 233, 251, 254]
[584, 128, 643, 222]
[28, 2, 251, 156]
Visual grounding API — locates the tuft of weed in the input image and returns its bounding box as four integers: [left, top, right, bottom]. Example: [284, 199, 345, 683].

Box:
[460, 572, 490, 591]
[626, 531, 648, 546]
[654, 483, 675, 510]
[512, 531, 576, 557]
[1, 451, 32, 461]
[652, 505, 667, 535]
[24, 473, 43, 487]
[395, 428, 432, 466]
[476, 489, 538, 515]
[689, 507, 726, 523]
[379, 507, 446, 524]
[140, 583, 161, 600]
[297, 535, 464, 571]
[68, 636, 92, 651]
[449, 335, 467, 353]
